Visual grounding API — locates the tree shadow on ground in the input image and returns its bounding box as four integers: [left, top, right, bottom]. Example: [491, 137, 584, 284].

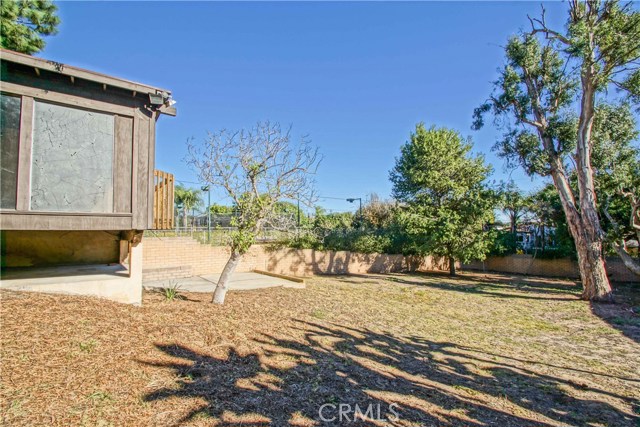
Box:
[591, 281, 640, 345]
[140, 321, 638, 426]
[337, 272, 581, 301]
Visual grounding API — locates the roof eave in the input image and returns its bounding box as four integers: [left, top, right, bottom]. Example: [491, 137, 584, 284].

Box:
[0, 48, 172, 97]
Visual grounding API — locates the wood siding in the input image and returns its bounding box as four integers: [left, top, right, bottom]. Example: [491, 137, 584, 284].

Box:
[114, 115, 134, 213]
[0, 57, 164, 231]
[152, 170, 174, 230]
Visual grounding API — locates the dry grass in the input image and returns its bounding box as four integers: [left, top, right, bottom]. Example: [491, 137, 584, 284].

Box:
[1, 272, 639, 426]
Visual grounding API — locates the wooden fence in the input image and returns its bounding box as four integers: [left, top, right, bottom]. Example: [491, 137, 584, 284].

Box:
[153, 170, 175, 230]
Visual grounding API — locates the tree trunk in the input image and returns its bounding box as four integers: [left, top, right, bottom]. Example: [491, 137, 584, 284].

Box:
[573, 232, 611, 301]
[612, 242, 640, 276]
[548, 163, 612, 301]
[572, 62, 613, 302]
[449, 256, 456, 276]
[212, 251, 242, 304]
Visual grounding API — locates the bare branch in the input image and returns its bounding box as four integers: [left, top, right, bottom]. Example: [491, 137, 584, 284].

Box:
[527, 4, 571, 45]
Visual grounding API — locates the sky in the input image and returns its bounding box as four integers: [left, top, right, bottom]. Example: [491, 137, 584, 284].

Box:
[39, 1, 572, 213]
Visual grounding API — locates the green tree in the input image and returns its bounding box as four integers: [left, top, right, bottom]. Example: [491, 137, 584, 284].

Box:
[390, 124, 497, 275]
[187, 122, 320, 304]
[529, 184, 577, 257]
[473, 1, 640, 300]
[498, 181, 531, 235]
[209, 203, 235, 215]
[1, 0, 60, 54]
[174, 185, 202, 228]
[313, 207, 354, 231]
[591, 103, 640, 275]
[528, 105, 640, 264]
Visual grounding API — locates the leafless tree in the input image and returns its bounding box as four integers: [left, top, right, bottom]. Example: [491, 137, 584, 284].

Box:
[187, 122, 321, 304]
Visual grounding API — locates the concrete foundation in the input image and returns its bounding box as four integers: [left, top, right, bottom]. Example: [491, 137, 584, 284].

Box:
[0, 241, 143, 305]
[1, 230, 120, 268]
[144, 271, 305, 293]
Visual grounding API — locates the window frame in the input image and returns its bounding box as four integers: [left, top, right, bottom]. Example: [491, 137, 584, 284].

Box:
[0, 93, 22, 210]
[0, 82, 137, 217]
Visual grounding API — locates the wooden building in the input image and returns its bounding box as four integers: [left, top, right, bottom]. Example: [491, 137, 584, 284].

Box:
[0, 49, 176, 304]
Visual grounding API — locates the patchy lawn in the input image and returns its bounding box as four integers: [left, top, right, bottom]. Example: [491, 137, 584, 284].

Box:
[1, 272, 639, 426]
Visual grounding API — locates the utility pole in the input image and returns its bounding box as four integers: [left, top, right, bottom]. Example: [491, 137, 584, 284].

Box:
[346, 197, 362, 218]
[201, 185, 211, 243]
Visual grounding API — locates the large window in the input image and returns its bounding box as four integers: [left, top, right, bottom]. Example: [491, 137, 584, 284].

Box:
[0, 94, 21, 209]
[30, 102, 115, 212]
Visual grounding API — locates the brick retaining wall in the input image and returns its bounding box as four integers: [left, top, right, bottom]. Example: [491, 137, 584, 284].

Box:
[463, 254, 639, 283]
[143, 236, 639, 283]
[142, 236, 448, 282]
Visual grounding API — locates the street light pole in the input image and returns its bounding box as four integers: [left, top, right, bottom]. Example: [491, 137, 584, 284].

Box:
[346, 197, 362, 218]
[201, 185, 211, 243]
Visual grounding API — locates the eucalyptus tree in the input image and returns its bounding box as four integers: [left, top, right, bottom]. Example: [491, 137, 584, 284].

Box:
[473, 1, 640, 300]
[591, 104, 640, 275]
[187, 122, 320, 304]
[390, 124, 497, 275]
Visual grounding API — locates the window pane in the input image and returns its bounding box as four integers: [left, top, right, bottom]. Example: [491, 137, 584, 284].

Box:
[31, 102, 114, 212]
[0, 94, 21, 209]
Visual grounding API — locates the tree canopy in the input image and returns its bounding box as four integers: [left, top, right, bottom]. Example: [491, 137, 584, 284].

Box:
[1, 0, 60, 54]
[174, 185, 202, 228]
[472, 0, 640, 300]
[498, 181, 531, 234]
[390, 124, 497, 274]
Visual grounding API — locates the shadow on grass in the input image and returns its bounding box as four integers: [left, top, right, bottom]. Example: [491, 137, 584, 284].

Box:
[140, 321, 638, 426]
[591, 282, 640, 345]
[337, 271, 581, 301]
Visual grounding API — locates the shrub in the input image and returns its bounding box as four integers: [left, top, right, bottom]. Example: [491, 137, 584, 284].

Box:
[350, 232, 391, 254]
[489, 231, 518, 256]
[161, 282, 185, 301]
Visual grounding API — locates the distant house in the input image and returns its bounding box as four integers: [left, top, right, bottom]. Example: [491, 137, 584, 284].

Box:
[0, 49, 175, 304]
[515, 224, 557, 252]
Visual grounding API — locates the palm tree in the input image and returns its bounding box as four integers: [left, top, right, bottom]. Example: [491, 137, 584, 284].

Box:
[174, 185, 202, 229]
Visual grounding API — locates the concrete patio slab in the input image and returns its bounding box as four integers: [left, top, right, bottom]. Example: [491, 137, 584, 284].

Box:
[0, 262, 143, 305]
[143, 271, 305, 293]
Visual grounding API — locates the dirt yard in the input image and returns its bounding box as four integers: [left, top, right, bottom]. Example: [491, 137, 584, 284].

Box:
[1, 272, 639, 426]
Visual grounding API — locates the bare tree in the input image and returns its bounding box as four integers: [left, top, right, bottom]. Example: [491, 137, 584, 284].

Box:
[187, 122, 320, 304]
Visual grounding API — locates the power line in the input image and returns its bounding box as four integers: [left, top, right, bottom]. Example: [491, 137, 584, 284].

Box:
[175, 179, 202, 185]
[318, 195, 355, 201]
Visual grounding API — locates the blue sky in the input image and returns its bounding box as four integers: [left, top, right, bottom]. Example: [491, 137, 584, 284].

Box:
[40, 1, 570, 213]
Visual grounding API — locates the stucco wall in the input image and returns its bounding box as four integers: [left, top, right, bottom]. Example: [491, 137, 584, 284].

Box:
[142, 236, 449, 282]
[464, 254, 639, 283]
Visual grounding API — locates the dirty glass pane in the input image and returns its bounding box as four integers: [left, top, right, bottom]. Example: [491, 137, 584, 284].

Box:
[0, 94, 21, 209]
[31, 102, 114, 212]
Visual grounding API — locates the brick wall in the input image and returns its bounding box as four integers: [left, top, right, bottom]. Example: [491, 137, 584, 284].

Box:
[464, 254, 639, 283]
[142, 236, 449, 282]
